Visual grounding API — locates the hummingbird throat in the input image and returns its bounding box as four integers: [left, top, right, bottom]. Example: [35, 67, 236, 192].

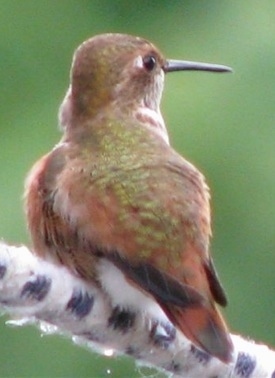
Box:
[134, 105, 169, 145]
[133, 69, 169, 145]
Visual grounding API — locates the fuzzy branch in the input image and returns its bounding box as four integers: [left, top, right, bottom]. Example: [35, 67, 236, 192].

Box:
[0, 242, 274, 378]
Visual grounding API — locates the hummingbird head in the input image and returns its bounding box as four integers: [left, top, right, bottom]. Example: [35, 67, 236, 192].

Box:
[59, 33, 232, 137]
[59, 34, 166, 127]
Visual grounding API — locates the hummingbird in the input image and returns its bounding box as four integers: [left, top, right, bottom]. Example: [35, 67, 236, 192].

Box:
[25, 33, 233, 362]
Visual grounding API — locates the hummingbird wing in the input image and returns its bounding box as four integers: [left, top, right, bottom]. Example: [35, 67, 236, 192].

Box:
[25, 145, 232, 361]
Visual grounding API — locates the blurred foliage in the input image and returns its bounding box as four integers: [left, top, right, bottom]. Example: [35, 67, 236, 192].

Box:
[0, 1, 274, 376]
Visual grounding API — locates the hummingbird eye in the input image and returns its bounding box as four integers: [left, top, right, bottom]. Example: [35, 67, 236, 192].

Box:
[142, 55, 156, 71]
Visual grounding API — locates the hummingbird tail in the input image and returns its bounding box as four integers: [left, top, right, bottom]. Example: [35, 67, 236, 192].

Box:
[163, 303, 233, 363]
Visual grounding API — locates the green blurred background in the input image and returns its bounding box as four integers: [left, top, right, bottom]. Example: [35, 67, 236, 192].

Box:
[0, 1, 274, 377]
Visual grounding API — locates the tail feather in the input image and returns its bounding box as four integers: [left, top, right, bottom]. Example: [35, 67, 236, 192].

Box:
[163, 304, 233, 362]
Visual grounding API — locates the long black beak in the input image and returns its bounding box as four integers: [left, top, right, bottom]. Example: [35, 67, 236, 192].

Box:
[164, 59, 232, 73]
